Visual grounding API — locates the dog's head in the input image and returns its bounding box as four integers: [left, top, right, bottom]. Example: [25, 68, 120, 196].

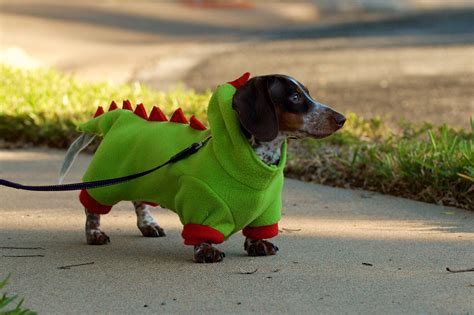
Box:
[232, 75, 346, 142]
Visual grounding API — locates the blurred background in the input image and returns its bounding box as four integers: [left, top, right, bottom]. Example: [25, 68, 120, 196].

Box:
[1, 0, 473, 128]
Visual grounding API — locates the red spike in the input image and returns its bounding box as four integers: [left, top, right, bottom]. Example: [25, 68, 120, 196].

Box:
[122, 100, 133, 111]
[189, 115, 207, 131]
[228, 72, 251, 89]
[93, 106, 105, 118]
[108, 100, 118, 111]
[134, 103, 148, 120]
[148, 106, 168, 122]
[170, 108, 188, 124]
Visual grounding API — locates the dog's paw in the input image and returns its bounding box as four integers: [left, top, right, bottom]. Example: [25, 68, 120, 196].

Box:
[244, 238, 279, 256]
[138, 223, 166, 237]
[86, 229, 110, 245]
[193, 243, 225, 263]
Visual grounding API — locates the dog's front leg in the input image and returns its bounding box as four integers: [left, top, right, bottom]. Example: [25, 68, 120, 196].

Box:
[84, 208, 110, 245]
[244, 238, 279, 256]
[193, 243, 225, 263]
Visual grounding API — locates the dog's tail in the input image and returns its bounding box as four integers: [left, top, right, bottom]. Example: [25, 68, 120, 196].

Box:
[58, 133, 96, 184]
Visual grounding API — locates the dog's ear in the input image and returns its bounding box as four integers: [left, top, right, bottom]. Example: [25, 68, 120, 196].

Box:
[232, 77, 279, 142]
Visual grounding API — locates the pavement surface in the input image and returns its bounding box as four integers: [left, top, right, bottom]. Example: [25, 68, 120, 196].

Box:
[1, 149, 473, 314]
[1, 0, 473, 129]
[1, 2, 473, 313]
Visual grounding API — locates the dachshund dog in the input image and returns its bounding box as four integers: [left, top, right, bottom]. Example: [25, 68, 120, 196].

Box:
[79, 74, 345, 263]
[194, 75, 345, 262]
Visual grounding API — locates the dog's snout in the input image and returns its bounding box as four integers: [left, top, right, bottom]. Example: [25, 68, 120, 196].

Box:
[334, 113, 346, 127]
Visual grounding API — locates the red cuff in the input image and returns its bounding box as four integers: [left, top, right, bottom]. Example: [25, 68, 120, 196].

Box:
[182, 224, 225, 246]
[242, 223, 279, 240]
[79, 190, 113, 215]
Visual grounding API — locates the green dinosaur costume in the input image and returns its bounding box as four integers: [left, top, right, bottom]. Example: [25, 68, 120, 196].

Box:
[79, 74, 286, 245]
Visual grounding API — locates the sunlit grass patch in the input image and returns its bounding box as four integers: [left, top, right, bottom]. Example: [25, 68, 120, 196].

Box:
[0, 65, 211, 147]
[286, 115, 474, 210]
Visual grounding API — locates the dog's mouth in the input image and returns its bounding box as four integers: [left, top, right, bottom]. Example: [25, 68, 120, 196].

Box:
[308, 132, 335, 139]
[302, 116, 346, 140]
[295, 128, 337, 140]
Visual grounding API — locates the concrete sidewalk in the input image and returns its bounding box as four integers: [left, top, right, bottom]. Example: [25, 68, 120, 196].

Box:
[0, 148, 473, 314]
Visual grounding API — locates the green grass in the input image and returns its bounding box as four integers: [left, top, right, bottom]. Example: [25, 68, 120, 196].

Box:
[1, 64, 473, 209]
[285, 113, 474, 209]
[0, 275, 36, 315]
[0, 65, 211, 147]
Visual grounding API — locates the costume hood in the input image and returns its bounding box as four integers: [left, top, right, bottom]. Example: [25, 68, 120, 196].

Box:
[207, 76, 287, 191]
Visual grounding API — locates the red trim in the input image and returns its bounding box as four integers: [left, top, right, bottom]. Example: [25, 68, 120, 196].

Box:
[93, 106, 104, 118]
[170, 108, 189, 124]
[182, 224, 225, 245]
[148, 106, 168, 121]
[189, 115, 207, 130]
[134, 103, 148, 120]
[228, 72, 250, 89]
[122, 100, 133, 111]
[108, 101, 118, 111]
[242, 223, 279, 240]
[79, 190, 113, 215]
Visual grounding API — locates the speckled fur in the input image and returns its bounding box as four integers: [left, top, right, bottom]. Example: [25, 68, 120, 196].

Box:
[194, 243, 225, 263]
[133, 202, 166, 237]
[84, 208, 110, 245]
[84, 202, 165, 245]
[251, 134, 286, 165]
[244, 237, 279, 256]
[251, 78, 342, 165]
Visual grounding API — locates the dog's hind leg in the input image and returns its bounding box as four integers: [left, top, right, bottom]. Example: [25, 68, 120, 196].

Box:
[132, 202, 166, 237]
[85, 208, 110, 245]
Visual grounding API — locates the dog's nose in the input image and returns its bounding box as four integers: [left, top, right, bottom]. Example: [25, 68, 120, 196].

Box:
[334, 113, 346, 127]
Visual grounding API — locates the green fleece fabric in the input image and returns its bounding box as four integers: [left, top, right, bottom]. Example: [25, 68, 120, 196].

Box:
[79, 83, 286, 239]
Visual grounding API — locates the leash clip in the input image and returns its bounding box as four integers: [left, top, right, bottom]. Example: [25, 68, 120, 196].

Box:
[168, 136, 211, 164]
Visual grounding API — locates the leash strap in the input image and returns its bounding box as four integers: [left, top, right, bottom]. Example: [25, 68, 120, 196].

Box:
[0, 136, 212, 192]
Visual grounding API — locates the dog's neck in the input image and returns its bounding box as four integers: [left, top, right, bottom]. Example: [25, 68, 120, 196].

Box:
[249, 134, 286, 165]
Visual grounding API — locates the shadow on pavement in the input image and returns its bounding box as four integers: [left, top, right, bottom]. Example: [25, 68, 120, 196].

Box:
[1, 2, 240, 38]
[267, 9, 474, 43]
[3, 2, 474, 45]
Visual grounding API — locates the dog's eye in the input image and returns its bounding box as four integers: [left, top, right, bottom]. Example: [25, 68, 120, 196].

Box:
[290, 93, 301, 103]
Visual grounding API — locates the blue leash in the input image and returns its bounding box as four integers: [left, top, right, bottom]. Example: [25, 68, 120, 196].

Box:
[0, 137, 211, 192]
